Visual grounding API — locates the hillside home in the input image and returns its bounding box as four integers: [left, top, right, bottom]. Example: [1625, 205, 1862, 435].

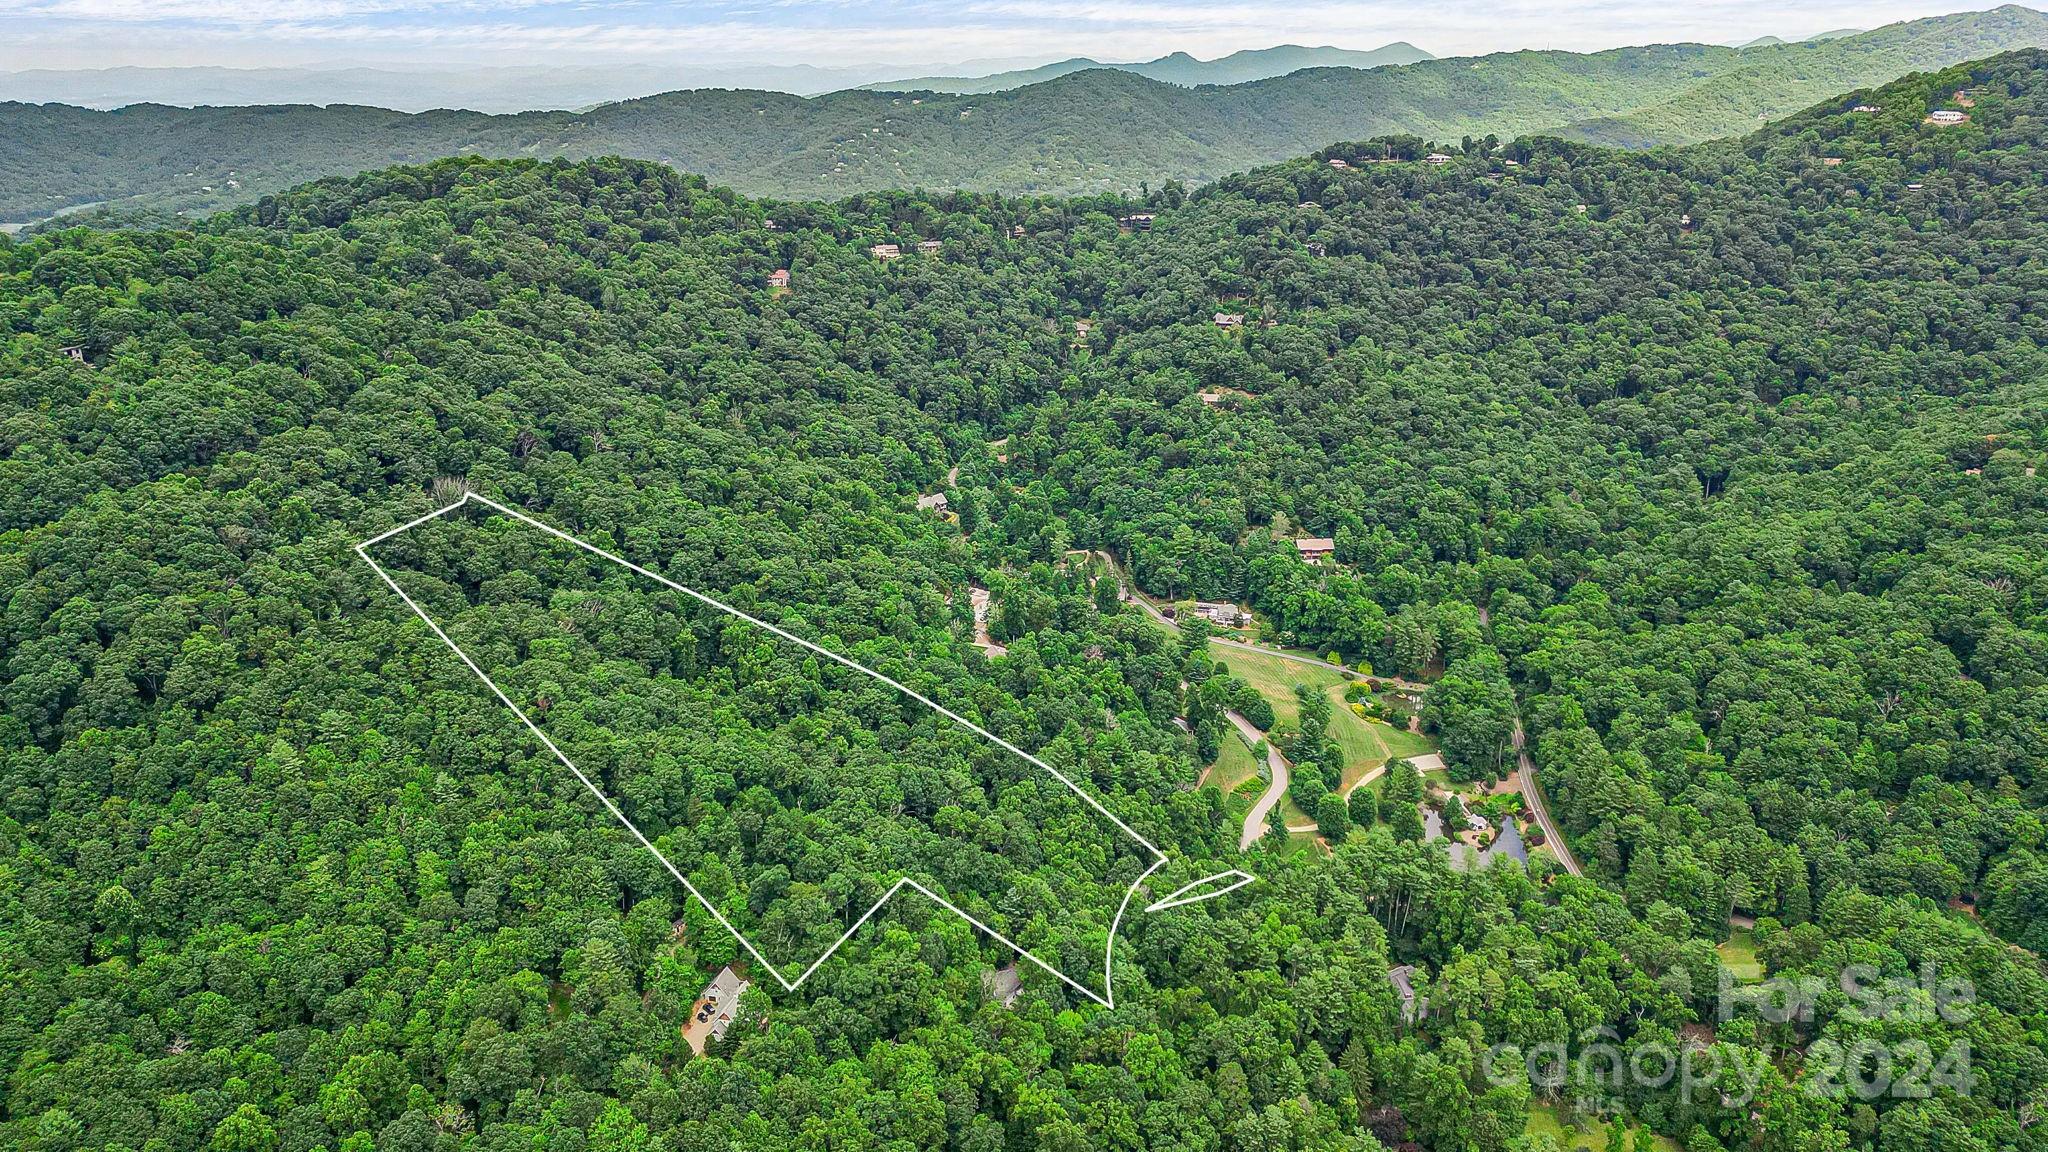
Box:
[1852, 104, 1882, 113]
[916, 492, 949, 513]
[1011, 225, 1026, 238]
[1296, 537, 1336, 562]
[1120, 213, 1156, 232]
[870, 243, 901, 259]
[1928, 110, 1968, 125]
[983, 965, 1023, 1008]
[1327, 158, 1350, 169]
[1424, 152, 1452, 165]
[58, 345, 86, 363]
[917, 239, 943, 254]
[1388, 965, 1427, 1023]
[767, 269, 790, 288]
[1191, 601, 1244, 627]
[1213, 312, 1244, 329]
[1823, 157, 1844, 166]
[763, 218, 779, 230]
[692, 966, 751, 1048]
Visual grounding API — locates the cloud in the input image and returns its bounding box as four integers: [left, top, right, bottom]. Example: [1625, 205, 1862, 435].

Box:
[0, 0, 2001, 70]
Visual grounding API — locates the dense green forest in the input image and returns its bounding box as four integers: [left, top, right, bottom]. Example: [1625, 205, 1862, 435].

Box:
[4, 43, 2048, 1152]
[5, 6, 2048, 225]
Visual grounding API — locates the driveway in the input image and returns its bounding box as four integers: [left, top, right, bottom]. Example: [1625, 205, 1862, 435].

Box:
[1228, 710, 1291, 850]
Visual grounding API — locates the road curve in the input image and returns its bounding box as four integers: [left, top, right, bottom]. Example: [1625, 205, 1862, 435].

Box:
[1512, 716, 1583, 877]
[1228, 710, 1291, 851]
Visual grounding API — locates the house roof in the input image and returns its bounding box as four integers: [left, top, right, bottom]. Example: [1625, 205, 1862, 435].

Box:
[983, 964, 1023, 1008]
[1296, 537, 1336, 552]
[706, 965, 748, 1003]
[1387, 964, 1426, 1021]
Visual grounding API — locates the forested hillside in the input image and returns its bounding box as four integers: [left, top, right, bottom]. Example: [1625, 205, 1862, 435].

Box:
[855, 43, 1436, 95]
[6, 6, 2048, 226]
[4, 45, 2048, 1152]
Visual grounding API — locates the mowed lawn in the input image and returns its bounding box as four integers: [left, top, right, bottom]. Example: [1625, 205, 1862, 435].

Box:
[1524, 1102, 1682, 1152]
[1718, 929, 1765, 982]
[1209, 641, 1436, 795]
[1208, 728, 1262, 799]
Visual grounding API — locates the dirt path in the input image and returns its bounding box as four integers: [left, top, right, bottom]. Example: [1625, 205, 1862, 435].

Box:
[1228, 710, 1291, 850]
[969, 587, 1005, 657]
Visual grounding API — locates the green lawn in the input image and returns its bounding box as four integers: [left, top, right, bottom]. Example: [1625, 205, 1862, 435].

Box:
[1212, 642, 1341, 728]
[1718, 929, 1765, 983]
[1210, 641, 1434, 797]
[1379, 722, 1436, 760]
[1209, 730, 1262, 795]
[1523, 1103, 1681, 1152]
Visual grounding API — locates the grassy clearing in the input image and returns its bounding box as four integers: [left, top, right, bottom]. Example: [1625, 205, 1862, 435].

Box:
[1522, 1102, 1681, 1152]
[1209, 729, 1262, 795]
[1718, 929, 1765, 982]
[1380, 723, 1436, 760]
[1212, 642, 1341, 728]
[1210, 642, 1433, 794]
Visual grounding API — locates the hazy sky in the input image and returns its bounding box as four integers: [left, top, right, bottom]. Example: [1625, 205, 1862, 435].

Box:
[0, 0, 2011, 71]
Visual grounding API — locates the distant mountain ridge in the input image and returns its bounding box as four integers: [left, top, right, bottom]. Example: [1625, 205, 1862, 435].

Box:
[858, 43, 1436, 94]
[4, 6, 2047, 226]
[0, 61, 962, 112]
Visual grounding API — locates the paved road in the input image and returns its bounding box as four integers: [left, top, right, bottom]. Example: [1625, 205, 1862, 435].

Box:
[1227, 710, 1292, 850]
[1512, 716, 1583, 877]
[1344, 761, 1390, 800]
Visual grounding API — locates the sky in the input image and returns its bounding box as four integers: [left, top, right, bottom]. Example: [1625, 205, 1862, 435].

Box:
[0, 0, 2013, 72]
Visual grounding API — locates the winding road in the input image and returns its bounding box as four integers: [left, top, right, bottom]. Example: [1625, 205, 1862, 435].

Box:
[1088, 547, 1581, 867]
[1228, 710, 1292, 850]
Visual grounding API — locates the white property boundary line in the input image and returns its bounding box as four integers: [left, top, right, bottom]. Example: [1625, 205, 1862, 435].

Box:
[356, 492, 1255, 1008]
